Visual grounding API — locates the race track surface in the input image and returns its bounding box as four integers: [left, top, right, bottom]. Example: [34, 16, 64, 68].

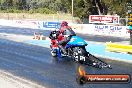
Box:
[0, 26, 132, 88]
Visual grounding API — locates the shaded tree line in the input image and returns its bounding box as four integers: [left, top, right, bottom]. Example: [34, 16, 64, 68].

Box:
[0, 0, 127, 19]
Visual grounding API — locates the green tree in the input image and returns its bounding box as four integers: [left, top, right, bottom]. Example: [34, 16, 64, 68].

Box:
[102, 0, 126, 17]
[0, 0, 12, 9]
[0, 0, 128, 19]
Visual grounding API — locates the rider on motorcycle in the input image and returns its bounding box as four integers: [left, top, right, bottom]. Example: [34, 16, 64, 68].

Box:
[57, 21, 76, 55]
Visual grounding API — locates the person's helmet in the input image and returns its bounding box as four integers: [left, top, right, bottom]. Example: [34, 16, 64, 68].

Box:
[61, 21, 68, 27]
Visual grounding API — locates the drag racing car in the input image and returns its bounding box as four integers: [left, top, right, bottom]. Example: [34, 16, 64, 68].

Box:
[49, 30, 112, 69]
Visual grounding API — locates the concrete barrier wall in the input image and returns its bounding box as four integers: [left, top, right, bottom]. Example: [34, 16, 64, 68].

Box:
[0, 19, 38, 29]
[0, 19, 130, 37]
[81, 24, 129, 37]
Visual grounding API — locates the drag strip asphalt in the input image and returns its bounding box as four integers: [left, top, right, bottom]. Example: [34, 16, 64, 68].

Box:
[0, 26, 132, 88]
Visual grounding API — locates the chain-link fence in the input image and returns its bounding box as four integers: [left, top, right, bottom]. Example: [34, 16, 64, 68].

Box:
[0, 13, 72, 21]
[0, 12, 82, 24]
[0, 13, 127, 25]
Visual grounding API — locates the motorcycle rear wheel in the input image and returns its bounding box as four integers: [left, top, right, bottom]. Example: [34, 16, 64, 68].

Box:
[72, 47, 87, 64]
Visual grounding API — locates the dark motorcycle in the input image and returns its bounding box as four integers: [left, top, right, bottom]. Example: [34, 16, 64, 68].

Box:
[49, 30, 112, 69]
